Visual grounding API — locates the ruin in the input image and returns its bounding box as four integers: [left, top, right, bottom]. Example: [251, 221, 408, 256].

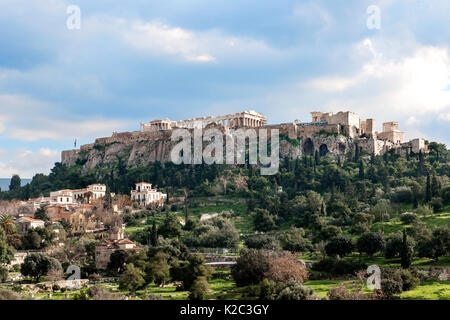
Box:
[140, 110, 267, 132]
[61, 109, 428, 168]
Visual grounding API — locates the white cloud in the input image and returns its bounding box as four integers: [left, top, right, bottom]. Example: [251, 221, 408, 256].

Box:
[9, 119, 130, 142]
[306, 39, 450, 117]
[114, 19, 278, 63]
[0, 94, 132, 142]
[0, 148, 60, 178]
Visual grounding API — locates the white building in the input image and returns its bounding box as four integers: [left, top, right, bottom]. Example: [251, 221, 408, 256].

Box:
[50, 190, 74, 204]
[15, 217, 45, 233]
[73, 184, 107, 202]
[131, 182, 167, 207]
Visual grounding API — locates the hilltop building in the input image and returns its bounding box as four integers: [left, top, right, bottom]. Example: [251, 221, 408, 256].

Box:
[61, 109, 429, 167]
[130, 182, 167, 207]
[140, 110, 267, 132]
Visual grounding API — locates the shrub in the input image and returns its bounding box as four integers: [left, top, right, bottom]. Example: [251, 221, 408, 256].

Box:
[328, 283, 373, 300]
[278, 228, 313, 253]
[0, 288, 21, 300]
[319, 225, 342, 240]
[189, 276, 209, 300]
[398, 269, 419, 291]
[430, 197, 443, 212]
[0, 266, 8, 283]
[416, 204, 433, 216]
[400, 212, 418, 224]
[276, 281, 317, 300]
[442, 186, 450, 205]
[244, 234, 281, 251]
[390, 186, 413, 204]
[349, 223, 370, 235]
[312, 257, 367, 276]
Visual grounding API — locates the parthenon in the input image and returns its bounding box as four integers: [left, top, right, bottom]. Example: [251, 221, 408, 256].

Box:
[140, 110, 267, 132]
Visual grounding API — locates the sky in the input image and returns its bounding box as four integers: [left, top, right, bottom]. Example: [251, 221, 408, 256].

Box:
[0, 0, 449, 178]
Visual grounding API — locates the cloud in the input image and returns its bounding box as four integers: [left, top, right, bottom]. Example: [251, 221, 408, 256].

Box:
[0, 148, 60, 178]
[305, 39, 450, 117]
[0, 94, 132, 142]
[118, 19, 278, 63]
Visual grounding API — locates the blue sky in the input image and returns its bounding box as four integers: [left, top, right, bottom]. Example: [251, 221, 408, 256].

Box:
[0, 0, 449, 178]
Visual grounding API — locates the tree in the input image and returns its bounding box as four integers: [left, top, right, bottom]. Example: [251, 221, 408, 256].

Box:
[34, 207, 48, 221]
[21, 253, 62, 282]
[119, 263, 146, 293]
[252, 209, 276, 232]
[358, 161, 365, 179]
[9, 175, 21, 191]
[278, 228, 312, 253]
[231, 249, 270, 287]
[188, 276, 209, 300]
[171, 254, 212, 290]
[356, 232, 385, 257]
[400, 229, 413, 269]
[265, 254, 308, 284]
[147, 252, 170, 286]
[325, 236, 354, 258]
[21, 230, 42, 250]
[425, 174, 432, 203]
[417, 227, 450, 262]
[107, 250, 129, 275]
[0, 228, 13, 264]
[0, 214, 15, 235]
[158, 212, 182, 238]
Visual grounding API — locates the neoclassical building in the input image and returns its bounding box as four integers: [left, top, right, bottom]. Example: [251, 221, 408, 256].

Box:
[130, 182, 167, 207]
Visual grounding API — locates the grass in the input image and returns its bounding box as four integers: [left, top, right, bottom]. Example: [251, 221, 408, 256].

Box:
[371, 212, 450, 235]
[400, 281, 450, 300]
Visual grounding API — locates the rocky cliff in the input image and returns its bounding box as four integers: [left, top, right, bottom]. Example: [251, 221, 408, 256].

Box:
[62, 125, 359, 173]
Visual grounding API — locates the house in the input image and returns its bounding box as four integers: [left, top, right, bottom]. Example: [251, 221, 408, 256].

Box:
[50, 189, 74, 205]
[73, 184, 107, 203]
[130, 182, 167, 207]
[27, 184, 107, 210]
[95, 226, 141, 269]
[15, 217, 45, 233]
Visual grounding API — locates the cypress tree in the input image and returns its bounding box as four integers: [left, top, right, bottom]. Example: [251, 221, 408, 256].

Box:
[359, 160, 365, 179]
[426, 174, 432, 202]
[401, 229, 412, 269]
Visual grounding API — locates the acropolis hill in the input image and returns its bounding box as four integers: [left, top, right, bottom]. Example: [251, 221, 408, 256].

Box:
[61, 110, 427, 171]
